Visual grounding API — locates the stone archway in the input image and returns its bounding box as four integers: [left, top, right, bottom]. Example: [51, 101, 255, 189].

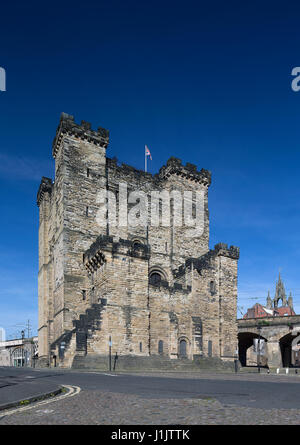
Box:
[291, 334, 300, 367]
[279, 333, 297, 367]
[238, 332, 268, 367]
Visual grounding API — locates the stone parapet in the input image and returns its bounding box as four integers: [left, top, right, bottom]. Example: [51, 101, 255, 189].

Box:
[158, 156, 211, 187]
[238, 315, 300, 329]
[149, 279, 191, 294]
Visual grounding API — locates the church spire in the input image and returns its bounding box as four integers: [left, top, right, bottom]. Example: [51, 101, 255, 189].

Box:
[266, 291, 272, 309]
[274, 272, 287, 307]
[288, 292, 294, 309]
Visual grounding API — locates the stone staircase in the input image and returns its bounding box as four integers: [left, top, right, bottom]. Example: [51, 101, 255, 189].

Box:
[51, 300, 107, 367]
[72, 300, 107, 355]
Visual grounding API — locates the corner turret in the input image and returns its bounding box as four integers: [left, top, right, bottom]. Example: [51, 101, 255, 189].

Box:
[158, 156, 211, 187]
[37, 177, 53, 206]
[52, 112, 109, 158]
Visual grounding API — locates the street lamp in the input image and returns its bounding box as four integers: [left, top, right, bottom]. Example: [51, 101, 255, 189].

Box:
[21, 330, 25, 367]
[109, 336, 112, 371]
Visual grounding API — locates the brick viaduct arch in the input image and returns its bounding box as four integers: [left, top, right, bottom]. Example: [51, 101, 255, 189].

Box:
[238, 316, 300, 368]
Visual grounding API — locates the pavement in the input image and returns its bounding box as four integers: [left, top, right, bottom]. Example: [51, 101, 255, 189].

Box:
[0, 368, 63, 410]
[1, 366, 300, 424]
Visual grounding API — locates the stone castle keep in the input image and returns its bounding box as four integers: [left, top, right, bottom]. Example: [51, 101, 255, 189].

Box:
[37, 113, 240, 368]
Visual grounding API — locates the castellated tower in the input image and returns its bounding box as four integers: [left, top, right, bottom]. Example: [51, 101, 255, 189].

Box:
[37, 113, 239, 369]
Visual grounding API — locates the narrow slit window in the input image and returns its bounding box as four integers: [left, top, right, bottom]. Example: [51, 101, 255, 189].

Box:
[158, 340, 163, 355]
[210, 281, 216, 295]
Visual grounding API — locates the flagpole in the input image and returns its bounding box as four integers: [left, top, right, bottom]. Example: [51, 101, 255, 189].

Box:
[145, 145, 147, 172]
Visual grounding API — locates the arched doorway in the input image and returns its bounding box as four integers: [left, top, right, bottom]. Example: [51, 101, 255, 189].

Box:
[238, 332, 268, 367]
[279, 333, 298, 367]
[179, 339, 187, 358]
[11, 347, 25, 367]
[292, 335, 300, 367]
[178, 337, 189, 359]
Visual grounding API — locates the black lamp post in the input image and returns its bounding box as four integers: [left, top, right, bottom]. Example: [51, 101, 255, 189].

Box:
[109, 336, 112, 371]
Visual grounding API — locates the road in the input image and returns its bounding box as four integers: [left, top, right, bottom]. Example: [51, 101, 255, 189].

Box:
[1, 367, 300, 424]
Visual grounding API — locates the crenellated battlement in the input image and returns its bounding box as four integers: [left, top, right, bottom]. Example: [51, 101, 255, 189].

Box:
[83, 235, 150, 273]
[173, 242, 239, 279]
[106, 156, 156, 183]
[158, 156, 211, 187]
[52, 112, 109, 158]
[214, 243, 240, 259]
[37, 176, 53, 206]
[106, 155, 211, 188]
[149, 279, 192, 294]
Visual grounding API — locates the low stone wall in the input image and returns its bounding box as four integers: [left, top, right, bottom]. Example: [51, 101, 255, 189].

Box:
[72, 354, 236, 372]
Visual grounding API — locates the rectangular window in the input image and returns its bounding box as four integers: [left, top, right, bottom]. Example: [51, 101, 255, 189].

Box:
[86, 206, 89, 217]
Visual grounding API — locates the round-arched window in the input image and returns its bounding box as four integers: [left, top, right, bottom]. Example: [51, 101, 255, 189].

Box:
[132, 239, 142, 249]
[12, 348, 25, 367]
[149, 272, 162, 285]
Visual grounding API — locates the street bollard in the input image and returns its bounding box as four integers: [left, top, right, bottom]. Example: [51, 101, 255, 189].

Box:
[286, 368, 289, 374]
[277, 368, 279, 374]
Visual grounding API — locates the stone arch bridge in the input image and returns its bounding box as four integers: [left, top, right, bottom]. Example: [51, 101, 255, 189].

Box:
[238, 316, 300, 368]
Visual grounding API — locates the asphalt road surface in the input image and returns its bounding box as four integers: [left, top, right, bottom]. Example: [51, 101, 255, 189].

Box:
[1, 366, 300, 410]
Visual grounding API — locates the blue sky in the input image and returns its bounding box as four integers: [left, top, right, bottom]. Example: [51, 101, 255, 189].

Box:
[1, 0, 300, 338]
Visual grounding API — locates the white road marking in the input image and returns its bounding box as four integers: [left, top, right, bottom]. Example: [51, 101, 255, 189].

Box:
[35, 409, 54, 416]
[102, 373, 119, 377]
[0, 384, 81, 417]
